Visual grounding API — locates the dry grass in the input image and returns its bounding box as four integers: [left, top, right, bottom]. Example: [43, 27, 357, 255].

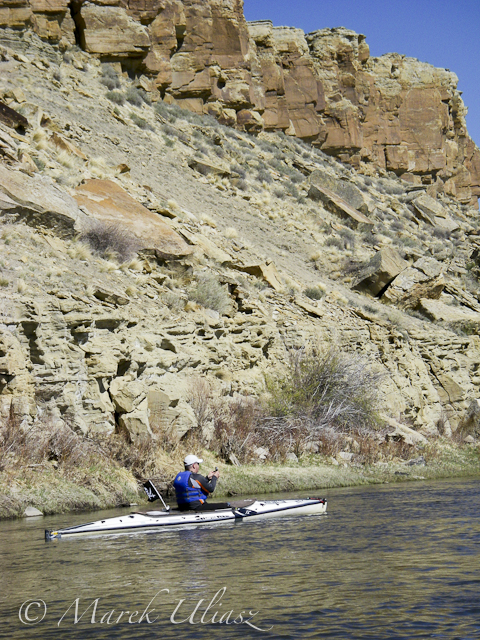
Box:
[224, 226, 238, 239]
[67, 240, 92, 261]
[200, 213, 217, 228]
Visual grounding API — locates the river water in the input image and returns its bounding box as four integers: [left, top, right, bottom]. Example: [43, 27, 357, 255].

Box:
[1, 477, 480, 639]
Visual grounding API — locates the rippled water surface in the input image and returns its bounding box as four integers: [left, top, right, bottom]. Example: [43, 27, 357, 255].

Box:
[2, 477, 480, 639]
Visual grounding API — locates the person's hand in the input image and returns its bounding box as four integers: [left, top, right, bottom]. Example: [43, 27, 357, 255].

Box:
[208, 470, 220, 479]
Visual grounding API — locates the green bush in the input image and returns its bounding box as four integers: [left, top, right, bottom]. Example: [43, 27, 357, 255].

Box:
[188, 274, 231, 314]
[130, 113, 154, 131]
[304, 287, 324, 300]
[125, 86, 145, 107]
[100, 65, 121, 90]
[325, 236, 344, 250]
[106, 90, 125, 105]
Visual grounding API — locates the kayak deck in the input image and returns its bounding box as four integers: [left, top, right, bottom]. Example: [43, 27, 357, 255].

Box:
[45, 498, 327, 540]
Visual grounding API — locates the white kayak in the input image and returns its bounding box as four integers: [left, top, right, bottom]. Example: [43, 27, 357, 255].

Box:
[45, 498, 327, 540]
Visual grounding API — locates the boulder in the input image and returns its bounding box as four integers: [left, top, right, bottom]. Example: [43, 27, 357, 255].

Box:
[187, 159, 230, 178]
[253, 447, 269, 460]
[309, 169, 369, 213]
[79, 3, 150, 56]
[0, 100, 29, 132]
[412, 194, 459, 233]
[236, 109, 264, 133]
[405, 455, 426, 466]
[418, 298, 480, 332]
[352, 247, 409, 296]
[383, 417, 428, 446]
[0, 164, 87, 237]
[74, 180, 192, 259]
[118, 398, 153, 443]
[24, 506, 43, 517]
[382, 257, 445, 309]
[459, 399, 480, 438]
[230, 260, 283, 291]
[308, 182, 373, 228]
[93, 286, 129, 307]
[337, 451, 354, 462]
[109, 379, 146, 414]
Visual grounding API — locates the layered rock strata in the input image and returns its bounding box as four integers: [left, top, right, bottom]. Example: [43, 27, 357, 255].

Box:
[0, 0, 479, 206]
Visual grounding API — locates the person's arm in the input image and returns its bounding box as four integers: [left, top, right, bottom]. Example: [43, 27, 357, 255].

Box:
[191, 473, 217, 494]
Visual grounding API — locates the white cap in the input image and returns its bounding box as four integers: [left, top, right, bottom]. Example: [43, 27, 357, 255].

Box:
[184, 454, 203, 466]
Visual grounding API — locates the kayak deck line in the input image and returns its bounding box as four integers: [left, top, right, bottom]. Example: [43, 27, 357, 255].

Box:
[45, 498, 327, 540]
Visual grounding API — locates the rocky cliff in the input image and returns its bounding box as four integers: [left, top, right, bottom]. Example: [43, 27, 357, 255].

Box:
[1, 16, 480, 476]
[0, 0, 479, 208]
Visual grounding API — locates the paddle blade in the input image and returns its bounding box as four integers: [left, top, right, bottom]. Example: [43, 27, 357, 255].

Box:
[143, 480, 161, 502]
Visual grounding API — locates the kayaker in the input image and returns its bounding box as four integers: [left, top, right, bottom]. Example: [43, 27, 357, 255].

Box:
[174, 454, 230, 511]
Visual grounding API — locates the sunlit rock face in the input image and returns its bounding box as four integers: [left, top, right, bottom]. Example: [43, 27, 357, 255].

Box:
[0, 0, 479, 204]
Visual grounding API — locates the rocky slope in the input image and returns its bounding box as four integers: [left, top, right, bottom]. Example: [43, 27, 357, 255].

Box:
[0, 26, 480, 473]
[0, 0, 479, 208]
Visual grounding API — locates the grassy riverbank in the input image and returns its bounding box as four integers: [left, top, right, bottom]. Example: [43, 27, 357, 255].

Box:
[1, 440, 478, 519]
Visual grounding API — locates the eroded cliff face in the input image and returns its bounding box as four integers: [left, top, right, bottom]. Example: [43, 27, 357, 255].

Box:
[1, 0, 479, 206]
[1, 26, 480, 446]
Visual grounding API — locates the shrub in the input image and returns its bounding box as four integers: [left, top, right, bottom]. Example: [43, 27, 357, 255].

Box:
[231, 164, 246, 179]
[79, 220, 140, 262]
[125, 86, 144, 107]
[106, 90, 125, 105]
[340, 228, 356, 250]
[256, 168, 273, 184]
[130, 113, 154, 131]
[264, 347, 385, 438]
[304, 286, 324, 300]
[325, 236, 343, 250]
[154, 101, 183, 123]
[100, 65, 121, 90]
[188, 274, 231, 313]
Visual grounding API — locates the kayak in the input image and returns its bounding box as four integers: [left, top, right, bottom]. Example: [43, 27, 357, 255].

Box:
[45, 498, 327, 540]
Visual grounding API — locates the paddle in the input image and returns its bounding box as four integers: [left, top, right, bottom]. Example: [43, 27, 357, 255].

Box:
[143, 480, 170, 511]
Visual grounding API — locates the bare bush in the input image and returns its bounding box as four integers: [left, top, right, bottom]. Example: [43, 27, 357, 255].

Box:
[188, 377, 215, 432]
[79, 220, 140, 262]
[211, 396, 264, 464]
[0, 405, 96, 472]
[264, 347, 385, 441]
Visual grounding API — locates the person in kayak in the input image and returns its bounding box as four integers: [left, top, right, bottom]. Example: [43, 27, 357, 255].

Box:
[174, 454, 230, 511]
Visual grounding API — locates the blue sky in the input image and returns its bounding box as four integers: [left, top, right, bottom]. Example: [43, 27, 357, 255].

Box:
[243, 0, 480, 148]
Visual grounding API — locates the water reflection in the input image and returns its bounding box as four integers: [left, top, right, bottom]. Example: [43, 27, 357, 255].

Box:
[1, 477, 480, 639]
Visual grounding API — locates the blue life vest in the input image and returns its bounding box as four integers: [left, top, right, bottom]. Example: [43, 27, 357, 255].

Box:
[173, 471, 208, 506]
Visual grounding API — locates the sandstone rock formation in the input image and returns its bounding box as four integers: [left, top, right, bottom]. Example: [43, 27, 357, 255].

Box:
[0, 0, 479, 206]
[382, 257, 445, 309]
[352, 248, 408, 297]
[1, 23, 480, 454]
[73, 179, 192, 259]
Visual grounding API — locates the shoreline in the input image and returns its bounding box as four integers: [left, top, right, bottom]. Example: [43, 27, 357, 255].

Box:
[1, 442, 478, 520]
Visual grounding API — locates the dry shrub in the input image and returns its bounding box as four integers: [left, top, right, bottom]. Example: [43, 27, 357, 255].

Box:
[188, 377, 215, 432]
[211, 396, 263, 464]
[265, 347, 385, 439]
[0, 406, 96, 473]
[80, 220, 140, 262]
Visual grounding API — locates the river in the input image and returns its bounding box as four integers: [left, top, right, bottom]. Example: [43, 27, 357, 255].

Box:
[1, 477, 480, 639]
